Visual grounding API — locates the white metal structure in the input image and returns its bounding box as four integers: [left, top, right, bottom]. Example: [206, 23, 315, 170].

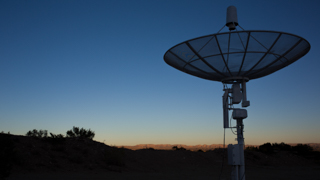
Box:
[163, 6, 310, 180]
[223, 78, 248, 180]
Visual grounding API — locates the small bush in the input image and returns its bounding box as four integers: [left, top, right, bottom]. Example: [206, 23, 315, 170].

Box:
[259, 142, 273, 154]
[257, 142, 314, 157]
[292, 144, 313, 155]
[172, 146, 186, 151]
[143, 146, 155, 150]
[46, 133, 65, 144]
[66, 126, 95, 140]
[246, 146, 258, 151]
[49, 133, 64, 139]
[272, 142, 291, 151]
[26, 129, 48, 138]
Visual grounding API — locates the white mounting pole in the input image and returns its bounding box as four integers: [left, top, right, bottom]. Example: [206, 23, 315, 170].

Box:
[228, 117, 246, 180]
[236, 119, 245, 180]
[223, 79, 248, 180]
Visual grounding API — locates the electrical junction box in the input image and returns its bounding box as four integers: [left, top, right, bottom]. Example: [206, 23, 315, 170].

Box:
[223, 90, 229, 128]
[242, 100, 250, 107]
[232, 108, 247, 119]
[228, 144, 240, 165]
[231, 83, 242, 104]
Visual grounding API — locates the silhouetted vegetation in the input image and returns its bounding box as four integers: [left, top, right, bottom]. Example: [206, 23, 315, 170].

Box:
[25, 127, 95, 141]
[46, 133, 66, 144]
[244, 142, 320, 164]
[245, 142, 314, 154]
[257, 142, 313, 154]
[66, 126, 95, 140]
[245, 146, 258, 151]
[172, 146, 186, 151]
[49, 133, 64, 139]
[258, 142, 273, 154]
[2, 129, 320, 177]
[292, 144, 313, 155]
[273, 142, 292, 151]
[26, 129, 48, 138]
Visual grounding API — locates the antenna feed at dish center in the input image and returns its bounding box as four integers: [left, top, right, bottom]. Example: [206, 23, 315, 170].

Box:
[226, 6, 238, 30]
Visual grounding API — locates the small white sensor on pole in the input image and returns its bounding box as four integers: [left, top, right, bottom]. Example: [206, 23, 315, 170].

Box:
[226, 6, 238, 30]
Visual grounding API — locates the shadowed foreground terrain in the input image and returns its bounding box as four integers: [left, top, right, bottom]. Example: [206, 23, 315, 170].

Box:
[1, 134, 320, 180]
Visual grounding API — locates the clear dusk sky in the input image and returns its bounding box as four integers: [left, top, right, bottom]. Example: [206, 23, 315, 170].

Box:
[1, 0, 319, 146]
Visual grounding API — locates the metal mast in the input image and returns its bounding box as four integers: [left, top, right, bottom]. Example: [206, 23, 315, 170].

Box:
[163, 5, 310, 180]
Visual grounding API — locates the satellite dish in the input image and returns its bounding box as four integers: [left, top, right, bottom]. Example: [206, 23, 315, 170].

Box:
[163, 6, 310, 180]
[164, 31, 310, 82]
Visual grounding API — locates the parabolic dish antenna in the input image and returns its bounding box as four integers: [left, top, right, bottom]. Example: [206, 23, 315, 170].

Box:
[164, 31, 310, 82]
[163, 6, 310, 180]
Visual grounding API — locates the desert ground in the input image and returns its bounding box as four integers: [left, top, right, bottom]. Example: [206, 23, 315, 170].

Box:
[1, 134, 320, 180]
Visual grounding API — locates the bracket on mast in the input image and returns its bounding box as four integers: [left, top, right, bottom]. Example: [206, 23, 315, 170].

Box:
[222, 78, 250, 128]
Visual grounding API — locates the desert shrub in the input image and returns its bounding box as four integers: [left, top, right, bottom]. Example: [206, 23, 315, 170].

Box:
[49, 133, 64, 139]
[292, 144, 313, 155]
[258, 142, 312, 155]
[246, 146, 258, 151]
[290, 144, 320, 163]
[26, 129, 48, 138]
[272, 142, 291, 151]
[45, 133, 66, 144]
[143, 147, 154, 150]
[259, 142, 273, 154]
[197, 149, 204, 152]
[103, 148, 125, 167]
[0, 134, 15, 179]
[179, 147, 186, 151]
[66, 126, 95, 140]
[172, 146, 186, 151]
[258, 142, 310, 154]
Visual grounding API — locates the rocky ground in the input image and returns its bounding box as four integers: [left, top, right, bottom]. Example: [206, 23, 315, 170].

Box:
[1, 134, 320, 180]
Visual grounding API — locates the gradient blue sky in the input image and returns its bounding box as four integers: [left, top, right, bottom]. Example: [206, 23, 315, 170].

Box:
[1, 0, 319, 146]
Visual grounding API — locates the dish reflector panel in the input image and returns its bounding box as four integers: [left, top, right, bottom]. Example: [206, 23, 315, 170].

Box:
[164, 30, 310, 81]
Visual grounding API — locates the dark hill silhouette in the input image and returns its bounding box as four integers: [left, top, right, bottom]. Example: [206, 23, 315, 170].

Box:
[120, 143, 320, 152]
[1, 133, 320, 180]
